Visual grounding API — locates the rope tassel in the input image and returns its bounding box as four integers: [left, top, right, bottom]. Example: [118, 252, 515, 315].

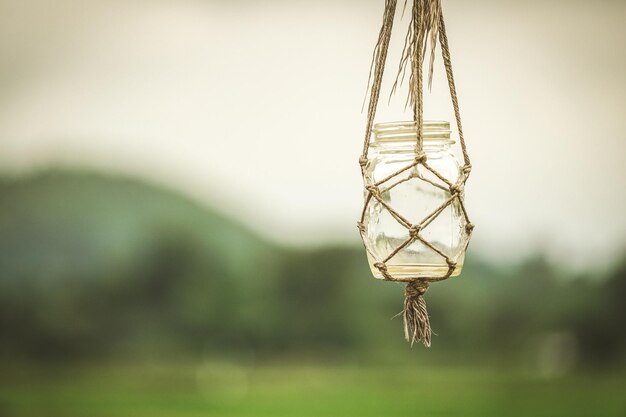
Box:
[403, 280, 431, 347]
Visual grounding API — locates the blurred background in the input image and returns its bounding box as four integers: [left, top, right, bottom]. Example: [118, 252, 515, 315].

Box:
[1, 0, 625, 416]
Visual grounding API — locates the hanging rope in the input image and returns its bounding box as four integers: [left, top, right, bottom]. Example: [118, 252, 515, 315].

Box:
[358, 0, 474, 347]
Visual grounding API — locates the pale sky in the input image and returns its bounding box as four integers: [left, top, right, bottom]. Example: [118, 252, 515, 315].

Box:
[1, 0, 625, 270]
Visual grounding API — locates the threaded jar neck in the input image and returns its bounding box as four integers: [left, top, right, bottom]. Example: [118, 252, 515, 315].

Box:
[373, 120, 452, 143]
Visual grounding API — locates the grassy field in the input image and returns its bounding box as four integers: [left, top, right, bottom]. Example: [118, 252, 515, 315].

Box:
[0, 360, 624, 417]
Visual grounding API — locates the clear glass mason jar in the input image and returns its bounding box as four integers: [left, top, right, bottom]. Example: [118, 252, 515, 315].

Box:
[363, 120, 467, 280]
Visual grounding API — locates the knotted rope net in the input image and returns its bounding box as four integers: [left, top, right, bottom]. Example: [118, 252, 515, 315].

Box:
[357, 0, 474, 347]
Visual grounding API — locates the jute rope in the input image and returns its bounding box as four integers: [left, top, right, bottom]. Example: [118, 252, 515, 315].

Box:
[358, 0, 474, 347]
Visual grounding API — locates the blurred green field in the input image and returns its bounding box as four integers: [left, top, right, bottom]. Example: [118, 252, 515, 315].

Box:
[1, 361, 625, 417]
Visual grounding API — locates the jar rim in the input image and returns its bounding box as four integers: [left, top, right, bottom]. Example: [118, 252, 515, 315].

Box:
[373, 120, 452, 143]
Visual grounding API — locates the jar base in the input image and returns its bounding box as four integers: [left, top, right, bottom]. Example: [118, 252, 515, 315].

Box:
[369, 262, 463, 280]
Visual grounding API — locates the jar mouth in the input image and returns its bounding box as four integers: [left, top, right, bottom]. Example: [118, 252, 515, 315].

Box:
[373, 120, 453, 143]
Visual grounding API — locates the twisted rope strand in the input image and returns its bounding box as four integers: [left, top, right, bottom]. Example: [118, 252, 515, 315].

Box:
[362, 0, 398, 158]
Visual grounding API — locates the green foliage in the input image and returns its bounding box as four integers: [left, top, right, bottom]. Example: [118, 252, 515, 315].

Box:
[0, 170, 624, 368]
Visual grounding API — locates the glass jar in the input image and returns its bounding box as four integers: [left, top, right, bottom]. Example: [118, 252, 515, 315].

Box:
[362, 120, 467, 280]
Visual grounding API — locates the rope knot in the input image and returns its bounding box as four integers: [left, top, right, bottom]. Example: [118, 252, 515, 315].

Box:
[409, 224, 421, 239]
[405, 279, 429, 297]
[465, 222, 475, 233]
[450, 182, 464, 195]
[446, 258, 457, 269]
[373, 262, 387, 273]
[366, 185, 380, 198]
[356, 221, 366, 233]
[374, 262, 391, 279]
[358, 156, 368, 168]
[414, 152, 427, 164]
[462, 164, 472, 175]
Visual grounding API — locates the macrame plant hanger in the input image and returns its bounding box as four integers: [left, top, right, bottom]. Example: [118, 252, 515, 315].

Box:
[358, 0, 474, 347]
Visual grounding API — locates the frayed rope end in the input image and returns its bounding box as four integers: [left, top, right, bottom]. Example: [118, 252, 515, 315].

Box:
[403, 280, 432, 347]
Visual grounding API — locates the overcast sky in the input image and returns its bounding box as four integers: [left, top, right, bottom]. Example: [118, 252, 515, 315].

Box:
[1, 0, 625, 270]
